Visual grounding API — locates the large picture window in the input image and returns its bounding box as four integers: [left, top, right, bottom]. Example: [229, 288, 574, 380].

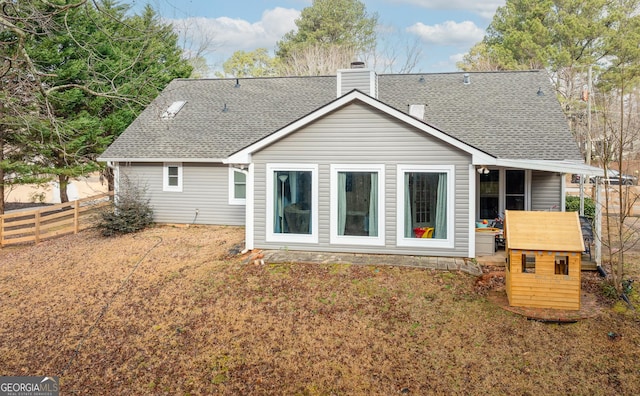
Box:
[397, 165, 454, 248]
[331, 164, 385, 245]
[266, 164, 318, 243]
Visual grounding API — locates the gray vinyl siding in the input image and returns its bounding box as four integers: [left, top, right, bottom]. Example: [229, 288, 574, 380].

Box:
[339, 70, 377, 97]
[117, 162, 245, 225]
[251, 102, 471, 257]
[531, 171, 562, 211]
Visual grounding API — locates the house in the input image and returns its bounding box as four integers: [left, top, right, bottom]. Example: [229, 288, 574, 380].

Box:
[98, 66, 603, 259]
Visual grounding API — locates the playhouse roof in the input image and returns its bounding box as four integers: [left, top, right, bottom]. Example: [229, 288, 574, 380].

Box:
[505, 210, 585, 252]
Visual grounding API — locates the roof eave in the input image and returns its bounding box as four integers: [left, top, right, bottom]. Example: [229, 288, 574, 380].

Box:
[98, 157, 225, 163]
[494, 159, 605, 175]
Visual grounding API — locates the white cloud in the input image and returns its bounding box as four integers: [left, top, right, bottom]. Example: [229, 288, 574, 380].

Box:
[387, 0, 505, 19]
[449, 52, 466, 63]
[169, 7, 299, 56]
[407, 20, 484, 46]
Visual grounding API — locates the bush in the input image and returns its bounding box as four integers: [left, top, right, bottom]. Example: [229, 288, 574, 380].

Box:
[99, 179, 153, 236]
[565, 195, 595, 221]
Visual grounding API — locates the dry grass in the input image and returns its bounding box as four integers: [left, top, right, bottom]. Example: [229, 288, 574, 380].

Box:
[1, 225, 639, 395]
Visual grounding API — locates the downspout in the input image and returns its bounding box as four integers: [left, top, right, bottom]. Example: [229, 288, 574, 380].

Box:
[244, 162, 255, 252]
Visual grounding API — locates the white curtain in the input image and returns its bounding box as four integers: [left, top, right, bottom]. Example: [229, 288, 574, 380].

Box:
[338, 172, 347, 235]
[434, 173, 447, 239]
[368, 173, 378, 236]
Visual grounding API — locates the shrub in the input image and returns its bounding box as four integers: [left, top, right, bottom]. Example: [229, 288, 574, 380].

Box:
[600, 279, 619, 301]
[99, 178, 153, 236]
[565, 195, 595, 221]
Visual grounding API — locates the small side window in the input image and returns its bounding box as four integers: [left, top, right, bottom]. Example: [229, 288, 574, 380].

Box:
[229, 168, 247, 205]
[163, 163, 182, 192]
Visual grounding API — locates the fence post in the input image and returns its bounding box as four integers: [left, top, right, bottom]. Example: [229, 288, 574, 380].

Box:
[34, 211, 41, 244]
[74, 200, 80, 234]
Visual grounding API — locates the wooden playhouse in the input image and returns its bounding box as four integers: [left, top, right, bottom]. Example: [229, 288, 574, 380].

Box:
[504, 210, 584, 311]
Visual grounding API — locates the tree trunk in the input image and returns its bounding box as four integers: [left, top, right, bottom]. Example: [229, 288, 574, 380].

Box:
[0, 176, 4, 214]
[0, 137, 4, 215]
[104, 167, 115, 192]
[615, 77, 626, 293]
[59, 174, 69, 203]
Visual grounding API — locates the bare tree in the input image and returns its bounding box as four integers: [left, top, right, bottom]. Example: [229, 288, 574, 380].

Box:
[592, 86, 640, 291]
[171, 17, 220, 78]
[365, 31, 423, 74]
[279, 44, 357, 76]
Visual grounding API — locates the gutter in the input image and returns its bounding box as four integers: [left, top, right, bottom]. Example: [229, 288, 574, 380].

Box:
[97, 157, 226, 163]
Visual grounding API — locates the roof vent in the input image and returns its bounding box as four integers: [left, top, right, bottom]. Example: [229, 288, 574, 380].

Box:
[463, 73, 470, 85]
[161, 100, 186, 119]
[409, 104, 425, 120]
[350, 61, 365, 69]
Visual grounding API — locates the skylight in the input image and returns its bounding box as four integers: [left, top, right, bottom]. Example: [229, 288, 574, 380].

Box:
[161, 100, 187, 119]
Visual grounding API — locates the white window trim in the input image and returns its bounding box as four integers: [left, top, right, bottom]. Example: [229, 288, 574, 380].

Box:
[330, 164, 386, 246]
[163, 162, 182, 192]
[266, 163, 319, 244]
[396, 164, 455, 249]
[228, 167, 247, 205]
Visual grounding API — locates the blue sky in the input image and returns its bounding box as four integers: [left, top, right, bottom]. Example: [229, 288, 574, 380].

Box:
[131, 0, 505, 75]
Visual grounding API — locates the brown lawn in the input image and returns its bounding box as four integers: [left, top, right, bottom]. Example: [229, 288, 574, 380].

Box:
[0, 225, 639, 395]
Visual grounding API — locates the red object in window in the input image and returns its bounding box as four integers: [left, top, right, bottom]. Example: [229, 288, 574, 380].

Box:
[413, 227, 426, 238]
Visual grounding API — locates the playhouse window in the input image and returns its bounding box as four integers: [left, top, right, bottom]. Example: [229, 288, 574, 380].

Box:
[555, 255, 569, 275]
[521, 253, 536, 273]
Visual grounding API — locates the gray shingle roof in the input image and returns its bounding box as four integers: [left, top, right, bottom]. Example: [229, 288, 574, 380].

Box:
[100, 70, 582, 162]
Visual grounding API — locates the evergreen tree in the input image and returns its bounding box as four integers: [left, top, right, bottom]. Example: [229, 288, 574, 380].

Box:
[0, 0, 192, 206]
[275, 0, 377, 71]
